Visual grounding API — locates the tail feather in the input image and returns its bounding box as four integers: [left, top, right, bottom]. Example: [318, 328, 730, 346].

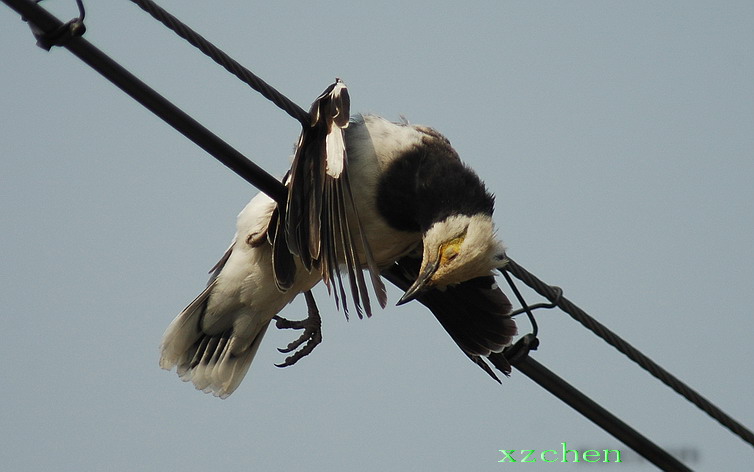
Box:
[159, 282, 217, 371]
[160, 282, 269, 399]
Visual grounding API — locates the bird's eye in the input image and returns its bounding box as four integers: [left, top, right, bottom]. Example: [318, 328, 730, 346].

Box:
[444, 247, 459, 263]
[440, 236, 464, 265]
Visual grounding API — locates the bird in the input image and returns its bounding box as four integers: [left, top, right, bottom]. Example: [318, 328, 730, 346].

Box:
[159, 80, 516, 398]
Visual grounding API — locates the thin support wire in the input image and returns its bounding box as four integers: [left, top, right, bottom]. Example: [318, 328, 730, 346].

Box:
[128, 0, 311, 127]
[500, 268, 538, 336]
[504, 257, 754, 449]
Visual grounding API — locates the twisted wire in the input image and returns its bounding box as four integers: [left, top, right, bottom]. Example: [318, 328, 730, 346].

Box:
[504, 257, 754, 448]
[128, 0, 310, 127]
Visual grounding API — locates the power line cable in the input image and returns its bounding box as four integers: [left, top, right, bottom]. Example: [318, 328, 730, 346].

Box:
[514, 354, 692, 471]
[502, 259, 754, 449]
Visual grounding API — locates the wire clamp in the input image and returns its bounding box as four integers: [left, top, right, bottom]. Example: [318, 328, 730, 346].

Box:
[504, 333, 540, 366]
[27, 0, 86, 51]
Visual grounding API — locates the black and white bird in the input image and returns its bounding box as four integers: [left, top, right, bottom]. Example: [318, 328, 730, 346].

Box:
[160, 80, 516, 398]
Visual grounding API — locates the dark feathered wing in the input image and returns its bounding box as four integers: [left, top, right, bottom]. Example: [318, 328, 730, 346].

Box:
[382, 251, 517, 381]
[272, 79, 387, 319]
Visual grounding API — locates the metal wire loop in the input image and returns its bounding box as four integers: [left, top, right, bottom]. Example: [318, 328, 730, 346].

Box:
[500, 265, 539, 337]
[509, 285, 563, 317]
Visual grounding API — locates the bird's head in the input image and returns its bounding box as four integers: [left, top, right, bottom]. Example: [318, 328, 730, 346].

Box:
[397, 213, 506, 305]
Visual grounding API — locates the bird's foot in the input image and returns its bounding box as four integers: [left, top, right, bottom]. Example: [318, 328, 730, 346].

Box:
[273, 291, 322, 367]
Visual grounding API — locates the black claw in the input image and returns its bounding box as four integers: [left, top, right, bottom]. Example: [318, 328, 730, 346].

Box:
[274, 315, 310, 332]
[275, 319, 318, 354]
[275, 328, 322, 368]
[273, 291, 323, 367]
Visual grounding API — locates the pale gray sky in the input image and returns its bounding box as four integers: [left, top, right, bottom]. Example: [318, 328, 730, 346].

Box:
[2, 1, 753, 470]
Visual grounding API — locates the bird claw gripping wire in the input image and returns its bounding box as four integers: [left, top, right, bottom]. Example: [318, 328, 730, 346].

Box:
[273, 291, 322, 367]
[26, 0, 87, 51]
